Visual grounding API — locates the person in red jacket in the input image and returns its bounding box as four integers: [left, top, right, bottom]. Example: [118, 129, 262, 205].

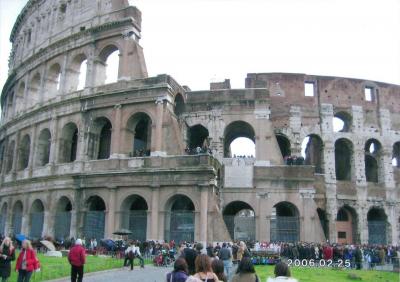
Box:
[15, 240, 40, 282]
[68, 239, 86, 282]
[323, 244, 333, 260]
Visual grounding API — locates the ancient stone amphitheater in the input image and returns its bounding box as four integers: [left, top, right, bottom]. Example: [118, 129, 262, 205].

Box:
[0, 0, 399, 245]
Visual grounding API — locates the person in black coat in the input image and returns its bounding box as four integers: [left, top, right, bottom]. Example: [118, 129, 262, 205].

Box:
[0, 237, 15, 282]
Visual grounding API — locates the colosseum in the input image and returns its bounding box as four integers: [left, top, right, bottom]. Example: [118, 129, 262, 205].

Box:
[0, 0, 399, 246]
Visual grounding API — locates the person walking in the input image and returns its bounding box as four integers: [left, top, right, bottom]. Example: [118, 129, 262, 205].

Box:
[68, 238, 86, 282]
[166, 257, 189, 282]
[15, 240, 40, 282]
[218, 243, 232, 280]
[266, 262, 298, 282]
[191, 254, 219, 282]
[231, 258, 259, 282]
[0, 237, 15, 282]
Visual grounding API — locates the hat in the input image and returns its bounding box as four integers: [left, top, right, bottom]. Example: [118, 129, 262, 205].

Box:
[75, 239, 82, 245]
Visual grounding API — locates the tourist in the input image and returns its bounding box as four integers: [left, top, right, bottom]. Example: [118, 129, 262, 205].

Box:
[166, 257, 189, 282]
[0, 237, 15, 282]
[231, 257, 259, 282]
[211, 259, 227, 282]
[354, 246, 363, 270]
[134, 242, 145, 268]
[218, 243, 232, 280]
[181, 244, 198, 275]
[15, 240, 40, 282]
[68, 239, 86, 282]
[191, 254, 219, 282]
[124, 242, 135, 270]
[266, 262, 298, 282]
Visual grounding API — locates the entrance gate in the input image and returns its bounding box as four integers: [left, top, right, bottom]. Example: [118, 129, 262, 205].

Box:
[270, 216, 299, 242]
[83, 211, 105, 240]
[54, 211, 71, 240]
[165, 211, 194, 243]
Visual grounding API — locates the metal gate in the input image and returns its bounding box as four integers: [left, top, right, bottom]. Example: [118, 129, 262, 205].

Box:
[165, 211, 194, 243]
[30, 212, 44, 239]
[120, 211, 147, 241]
[12, 212, 22, 235]
[223, 215, 255, 241]
[368, 220, 387, 244]
[54, 212, 71, 240]
[270, 216, 299, 242]
[83, 211, 105, 240]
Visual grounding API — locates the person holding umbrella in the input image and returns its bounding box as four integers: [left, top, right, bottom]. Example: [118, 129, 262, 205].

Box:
[68, 239, 86, 282]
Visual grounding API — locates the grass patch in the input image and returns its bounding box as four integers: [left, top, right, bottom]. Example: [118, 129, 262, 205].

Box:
[255, 265, 399, 282]
[6, 253, 151, 282]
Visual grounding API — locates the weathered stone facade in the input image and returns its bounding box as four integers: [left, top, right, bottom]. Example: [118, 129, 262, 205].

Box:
[0, 0, 399, 245]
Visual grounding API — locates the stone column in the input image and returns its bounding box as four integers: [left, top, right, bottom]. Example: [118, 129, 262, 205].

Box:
[28, 125, 38, 176]
[151, 97, 166, 156]
[105, 189, 117, 238]
[150, 188, 160, 240]
[69, 210, 78, 239]
[110, 104, 123, 158]
[49, 117, 59, 164]
[199, 187, 208, 243]
[84, 44, 96, 88]
[11, 132, 20, 180]
[59, 53, 69, 95]
[42, 211, 52, 237]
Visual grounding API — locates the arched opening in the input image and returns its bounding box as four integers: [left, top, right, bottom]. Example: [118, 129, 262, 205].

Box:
[333, 111, 352, 132]
[29, 199, 44, 240]
[187, 124, 209, 154]
[5, 141, 15, 173]
[365, 139, 381, 183]
[15, 82, 25, 113]
[317, 208, 329, 240]
[301, 134, 324, 173]
[97, 45, 120, 85]
[88, 118, 112, 160]
[276, 134, 291, 160]
[126, 113, 152, 157]
[174, 94, 185, 116]
[367, 207, 388, 244]
[59, 123, 78, 163]
[223, 201, 255, 241]
[6, 92, 14, 118]
[335, 138, 353, 181]
[46, 63, 62, 98]
[393, 142, 400, 167]
[28, 73, 41, 105]
[0, 204, 8, 235]
[69, 54, 87, 92]
[11, 201, 23, 235]
[18, 134, 30, 170]
[54, 197, 72, 241]
[0, 141, 5, 174]
[120, 195, 148, 241]
[224, 121, 255, 158]
[164, 195, 195, 243]
[84, 196, 106, 240]
[36, 129, 51, 166]
[270, 202, 300, 242]
[336, 206, 358, 244]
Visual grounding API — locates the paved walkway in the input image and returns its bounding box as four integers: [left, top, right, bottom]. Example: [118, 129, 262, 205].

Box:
[47, 266, 171, 282]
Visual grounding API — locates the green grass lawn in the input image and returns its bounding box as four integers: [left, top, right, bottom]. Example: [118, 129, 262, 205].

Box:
[6, 253, 151, 282]
[255, 265, 399, 282]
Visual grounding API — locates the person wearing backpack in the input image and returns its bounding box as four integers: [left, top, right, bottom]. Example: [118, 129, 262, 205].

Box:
[231, 257, 259, 282]
[15, 240, 40, 282]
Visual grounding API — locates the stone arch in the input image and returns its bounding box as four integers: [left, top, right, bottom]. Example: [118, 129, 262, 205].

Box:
[36, 128, 51, 166]
[367, 207, 389, 244]
[301, 134, 324, 173]
[0, 203, 8, 235]
[54, 196, 72, 240]
[120, 195, 148, 241]
[335, 138, 353, 181]
[45, 63, 62, 98]
[29, 199, 44, 239]
[270, 201, 300, 242]
[364, 138, 382, 183]
[83, 195, 106, 240]
[336, 205, 359, 244]
[393, 141, 400, 167]
[18, 134, 30, 170]
[96, 44, 121, 85]
[69, 53, 88, 91]
[6, 91, 14, 118]
[187, 124, 209, 152]
[15, 82, 25, 113]
[126, 112, 152, 157]
[276, 134, 291, 160]
[5, 140, 15, 173]
[164, 194, 195, 243]
[59, 122, 78, 163]
[28, 72, 41, 105]
[174, 93, 185, 116]
[88, 117, 112, 160]
[223, 201, 255, 241]
[224, 121, 255, 158]
[333, 111, 352, 132]
[11, 201, 23, 235]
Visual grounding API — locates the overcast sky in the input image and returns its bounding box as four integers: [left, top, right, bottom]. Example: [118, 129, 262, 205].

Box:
[1, 0, 400, 156]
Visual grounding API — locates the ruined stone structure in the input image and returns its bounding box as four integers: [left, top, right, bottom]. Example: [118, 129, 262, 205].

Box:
[0, 0, 399, 245]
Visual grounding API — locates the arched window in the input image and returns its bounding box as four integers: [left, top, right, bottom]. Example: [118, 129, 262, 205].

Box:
[68, 54, 87, 92]
[174, 94, 185, 116]
[0, 204, 7, 235]
[84, 196, 106, 240]
[96, 45, 120, 85]
[6, 92, 14, 118]
[301, 134, 324, 173]
[367, 207, 388, 244]
[54, 197, 72, 240]
[393, 142, 400, 167]
[18, 134, 31, 170]
[126, 113, 152, 157]
[335, 138, 353, 181]
[276, 134, 291, 160]
[223, 201, 255, 241]
[59, 123, 78, 163]
[224, 121, 255, 158]
[270, 202, 300, 242]
[36, 129, 51, 166]
[88, 118, 112, 160]
[5, 141, 15, 173]
[28, 73, 41, 105]
[187, 124, 209, 154]
[29, 199, 44, 239]
[365, 139, 381, 183]
[333, 111, 352, 132]
[11, 201, 23, 235]
[46, 63, 62, 98]
[15, 82, 25, 113]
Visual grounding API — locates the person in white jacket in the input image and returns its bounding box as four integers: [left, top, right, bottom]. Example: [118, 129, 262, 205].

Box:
[266, 262, 298, 282]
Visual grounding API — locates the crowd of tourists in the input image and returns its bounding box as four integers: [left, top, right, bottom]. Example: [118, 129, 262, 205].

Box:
[283, 155, 305, 166]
